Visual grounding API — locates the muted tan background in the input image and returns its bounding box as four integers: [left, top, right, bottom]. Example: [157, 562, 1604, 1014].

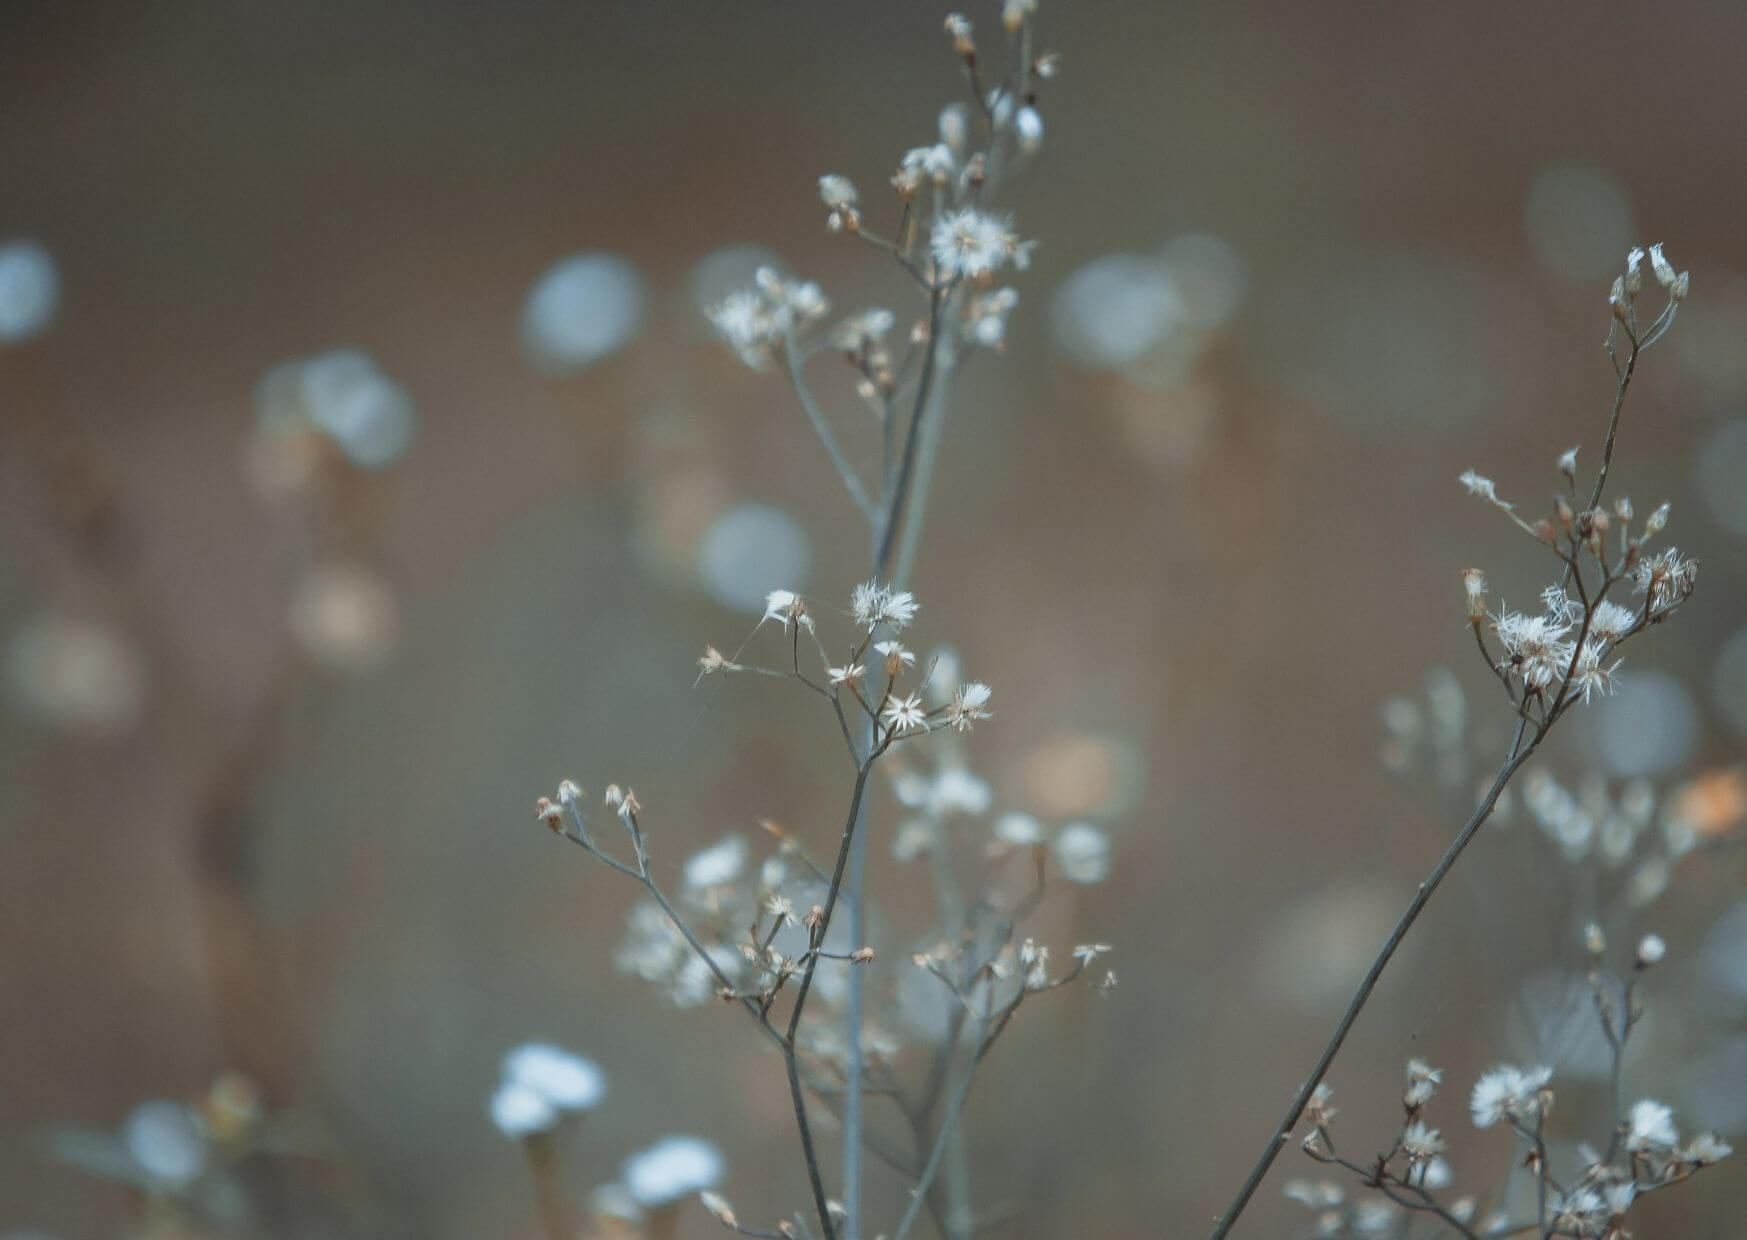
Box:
[2, 2, 1744, 1235]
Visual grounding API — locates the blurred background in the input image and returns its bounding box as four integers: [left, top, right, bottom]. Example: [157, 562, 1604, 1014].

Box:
[2, 1, 1744, 1235]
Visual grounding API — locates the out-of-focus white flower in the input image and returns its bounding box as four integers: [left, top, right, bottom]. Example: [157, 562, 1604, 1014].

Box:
[1682, 1131, 1733, 1165]
[291, 350, 417, 469]
[123, 1101, 207, 1187]
[1053, 822, 1111, 883]
[491, 1081, 557, 1139]
[502, 1043, 607, 1113]
[0, 239, 60, 342]
[994, 811, 1046, 846]
[1625, 1098, 1677, 1151]
[1015, 106, 1044, 155]
[684, 836, 748, 890]
[818, 174, 859, 209]
[622, 1135, 724, 1208]
[1635, 933, 1666, 967]
[521, 252, 646, 373]
[929, 767, 991, 816]
[6, 612, 146, 736]
[288, 561, 400, 670]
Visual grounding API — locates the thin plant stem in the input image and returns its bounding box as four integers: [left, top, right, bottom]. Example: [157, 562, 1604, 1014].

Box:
[892, 1031, 985, 1240]
[786, 335, 880, 525]
[1208, 717, 1538, 1238]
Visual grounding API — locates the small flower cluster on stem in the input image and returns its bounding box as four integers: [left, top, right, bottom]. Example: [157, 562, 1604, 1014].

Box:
[1209, 246, 1699, 1239]
[1288, 933, 1730, 1239]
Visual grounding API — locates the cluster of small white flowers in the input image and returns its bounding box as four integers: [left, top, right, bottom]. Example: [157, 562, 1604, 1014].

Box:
[706, 266, 829, 370]
[489, 1042, 606, 1140]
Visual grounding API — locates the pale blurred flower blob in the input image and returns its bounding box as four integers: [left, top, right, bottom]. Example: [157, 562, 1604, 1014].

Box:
[122, 1100, 207, 1187]
[490, 1081, 556, 1139]
[0, 240, 59, 342]
[623, 1135, 724, 1207]
[1050, 254, 1183, 368]
[1052, 822, 1111, 883]
[1712, 627, 1747, 738]
[1523, 162, 1634, 284]
[522, 252, 646, 373]
[257, 350, 417, 469]
[1695, 419, 1747, 537]
[288, 562, 400, 670]
[697, 503, 811, 614]
[684, 835, 748, 889]
[1582, 671, 1699, 777]
[501, 1043, 606, 1111]
[5, 612, 146, 735]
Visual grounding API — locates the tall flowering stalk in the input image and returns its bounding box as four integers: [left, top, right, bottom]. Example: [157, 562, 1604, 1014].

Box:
[540, 8, 1077, 1240]
[1209, 246, 1698, 1237]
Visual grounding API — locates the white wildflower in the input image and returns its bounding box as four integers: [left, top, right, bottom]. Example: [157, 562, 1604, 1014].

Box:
[945, 680, 993, 731]
[883, 693, 927, 735]
[1635, 933, 1666, 966]
[1587, 600, 1637, 642]
[873, 639, 916, 667]
[1492, 609, 1574, 691]
[828, 663, 865, 687]
[622, 1135, 725, 1208]
[851, 582, 919, 631]
[1469, 1064, 1552, 1128]
[1570, 639, 1622, 704]
[1401, 1120, 1445, 1162]
[1682, 1132, 1732, 1165]
[1405, 1058, 1442, 1107]
[896, 143, 956, 195]
[1626, 1099, 1677, 1151]
[931, 208, 1023, 279]
[762, 589, 807, 630]
[818, 174, 858, 209]
[1015, 106, 1044, 155]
